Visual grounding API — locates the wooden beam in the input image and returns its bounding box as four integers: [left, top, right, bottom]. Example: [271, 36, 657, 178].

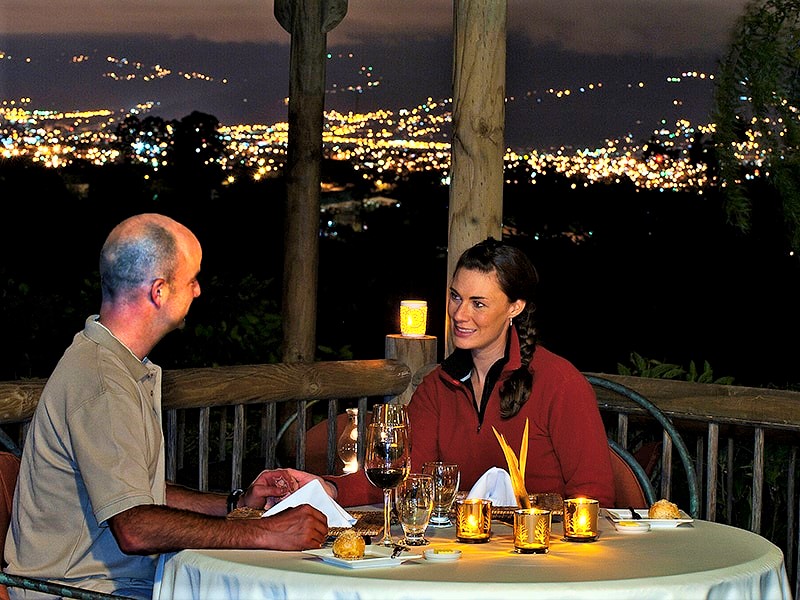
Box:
[446, 0, 507, 355]
[276, 0, 347, 363]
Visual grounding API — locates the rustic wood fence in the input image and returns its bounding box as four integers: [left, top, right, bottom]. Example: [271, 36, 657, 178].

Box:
[1, 363, 798, 596]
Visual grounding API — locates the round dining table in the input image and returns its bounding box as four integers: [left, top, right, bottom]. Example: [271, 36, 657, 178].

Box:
[152, 510, 791, 600]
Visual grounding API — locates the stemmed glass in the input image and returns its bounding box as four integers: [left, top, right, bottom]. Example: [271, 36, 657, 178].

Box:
[364, 406, 411, 547]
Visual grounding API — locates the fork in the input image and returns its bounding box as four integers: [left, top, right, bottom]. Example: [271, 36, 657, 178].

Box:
[391, 544, 409, 559]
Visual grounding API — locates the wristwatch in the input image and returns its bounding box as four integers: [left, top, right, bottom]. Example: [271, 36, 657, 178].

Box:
[227, 488, 244, 513]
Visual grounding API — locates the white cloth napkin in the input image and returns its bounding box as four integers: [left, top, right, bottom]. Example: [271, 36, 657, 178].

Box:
[263, 479, 357, 528]
[467, 467, 516, 506]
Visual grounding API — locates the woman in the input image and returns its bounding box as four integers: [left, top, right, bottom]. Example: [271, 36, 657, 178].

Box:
[330, 237, 614, 507]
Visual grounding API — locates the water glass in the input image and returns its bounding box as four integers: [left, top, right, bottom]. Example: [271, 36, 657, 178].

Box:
[395, 473, 434, 546]
[422, 461, 460, 527]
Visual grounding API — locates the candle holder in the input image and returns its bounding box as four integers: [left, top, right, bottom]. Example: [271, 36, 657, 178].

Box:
[399, 300, 427, 337]
[563, 498, 599, 542]
[513, 508, 552, 554]
[455, 498, 492, 543]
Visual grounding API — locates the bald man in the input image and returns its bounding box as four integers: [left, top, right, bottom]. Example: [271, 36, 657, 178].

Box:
[5, 214, 331, 599]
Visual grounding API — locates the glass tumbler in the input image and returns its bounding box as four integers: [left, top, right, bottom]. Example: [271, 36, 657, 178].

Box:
[395, 473, 434, 546]
[422, 461, 460, 527]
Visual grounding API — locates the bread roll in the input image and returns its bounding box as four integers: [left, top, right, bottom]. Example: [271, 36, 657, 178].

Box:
[648, 498, 681, 519]
[332, 529, 366, 559]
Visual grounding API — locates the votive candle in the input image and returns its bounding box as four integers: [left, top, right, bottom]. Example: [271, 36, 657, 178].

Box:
[455, 498, 492, 543]
[563, 497, 599, 542]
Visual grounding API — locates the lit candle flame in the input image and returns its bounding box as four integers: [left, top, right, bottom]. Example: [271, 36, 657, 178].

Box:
[466, 514, 479, 531]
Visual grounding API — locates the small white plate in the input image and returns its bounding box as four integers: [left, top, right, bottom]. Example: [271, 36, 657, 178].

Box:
[304, 546, 422, 569]
[604, 508, 693, 528]
[424, 548, 462, 562]
[613, 520, 651, 534]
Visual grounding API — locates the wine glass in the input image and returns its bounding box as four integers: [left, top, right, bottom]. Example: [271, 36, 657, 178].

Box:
[364, 414, 411, 547]
[372, 402, 412, 456]
[372, 403, 411, 435]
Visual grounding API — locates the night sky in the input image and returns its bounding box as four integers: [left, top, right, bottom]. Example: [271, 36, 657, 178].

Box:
[0, 0, 750, 148]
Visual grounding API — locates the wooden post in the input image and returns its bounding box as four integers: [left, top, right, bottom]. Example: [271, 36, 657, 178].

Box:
[274, 0, 348, 463]
[385, 335, 438, 405]
[447, 0, 507, 355]
[275, 0, 347, 362]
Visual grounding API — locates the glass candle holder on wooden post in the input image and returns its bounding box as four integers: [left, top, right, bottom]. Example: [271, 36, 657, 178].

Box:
[399, 300, 427, 337]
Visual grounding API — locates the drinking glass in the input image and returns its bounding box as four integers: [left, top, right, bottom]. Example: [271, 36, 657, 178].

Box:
[372, 403, 411, 440]
[422, 461, 460, 527]
[395, 473, 434, 546]
[364, 412, 411, 547]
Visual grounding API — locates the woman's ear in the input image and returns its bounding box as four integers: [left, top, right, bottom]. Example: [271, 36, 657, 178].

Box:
[510, 299, 526, 319]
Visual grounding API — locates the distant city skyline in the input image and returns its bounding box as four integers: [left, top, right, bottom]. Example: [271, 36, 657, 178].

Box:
[0, 0, 751, 148]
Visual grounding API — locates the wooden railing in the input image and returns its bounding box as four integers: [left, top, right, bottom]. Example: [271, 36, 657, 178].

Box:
[1, 362, 799, 595]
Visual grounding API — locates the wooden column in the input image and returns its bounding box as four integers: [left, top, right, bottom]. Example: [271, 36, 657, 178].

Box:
[446, 0, 507, 355]
[385, 335, 438, 405]
[274, 0, 348, 463]
[275, 0, 348, 363]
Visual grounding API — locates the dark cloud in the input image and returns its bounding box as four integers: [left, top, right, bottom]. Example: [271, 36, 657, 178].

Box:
[1, 0, 748, 57]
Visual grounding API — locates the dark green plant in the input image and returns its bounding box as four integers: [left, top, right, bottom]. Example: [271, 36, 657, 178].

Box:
[616, 352, 735, 385]
[713, 0, 800, 249]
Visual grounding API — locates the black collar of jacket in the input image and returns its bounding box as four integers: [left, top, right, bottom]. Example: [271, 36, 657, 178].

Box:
[440, 330, 514, 424]
[440, 329, 514, 381]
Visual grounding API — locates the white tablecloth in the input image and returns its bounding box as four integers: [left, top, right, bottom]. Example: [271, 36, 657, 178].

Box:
[152, 515, 792, 600]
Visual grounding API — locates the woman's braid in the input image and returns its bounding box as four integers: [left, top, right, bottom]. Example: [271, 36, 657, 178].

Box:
[499, 302, 538, 418]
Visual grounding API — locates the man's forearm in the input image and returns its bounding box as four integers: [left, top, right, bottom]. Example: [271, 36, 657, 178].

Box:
[166, 482, 227, 516]
[109, 503, 329, 554]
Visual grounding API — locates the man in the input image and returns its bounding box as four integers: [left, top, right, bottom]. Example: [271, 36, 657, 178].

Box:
[5, 213, 332, 599]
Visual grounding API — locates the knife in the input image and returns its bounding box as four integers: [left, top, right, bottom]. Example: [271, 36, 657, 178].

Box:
[628, 506, 642, 520]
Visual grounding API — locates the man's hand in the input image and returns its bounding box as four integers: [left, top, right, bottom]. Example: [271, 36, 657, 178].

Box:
[244, 469, 298, 509]
[243, 468, 338, 509]
[255, 504, 329, 550]
[284, 468, 338, 499]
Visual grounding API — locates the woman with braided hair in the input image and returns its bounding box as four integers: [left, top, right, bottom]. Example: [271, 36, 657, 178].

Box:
[328, 237, 614, 507]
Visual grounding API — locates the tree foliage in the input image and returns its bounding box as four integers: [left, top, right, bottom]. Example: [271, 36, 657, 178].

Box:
[713, 0, 800, 249]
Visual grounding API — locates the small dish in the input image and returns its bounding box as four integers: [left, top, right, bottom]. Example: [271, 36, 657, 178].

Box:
[424, 548, 462, 562]
[613, 520, 651, 534]
[304, 546, 422, 569]
[604, 508, 693, 528]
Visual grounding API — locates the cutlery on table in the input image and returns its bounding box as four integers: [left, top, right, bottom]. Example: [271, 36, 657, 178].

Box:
[391, 544, 409, 558]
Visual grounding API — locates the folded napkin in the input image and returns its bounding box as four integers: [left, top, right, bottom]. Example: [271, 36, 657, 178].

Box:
[467, 467, 516, 506]
[263, 479, 357, 528]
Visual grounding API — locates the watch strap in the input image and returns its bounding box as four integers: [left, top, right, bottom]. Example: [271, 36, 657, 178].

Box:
[227, 488, 244, 513]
